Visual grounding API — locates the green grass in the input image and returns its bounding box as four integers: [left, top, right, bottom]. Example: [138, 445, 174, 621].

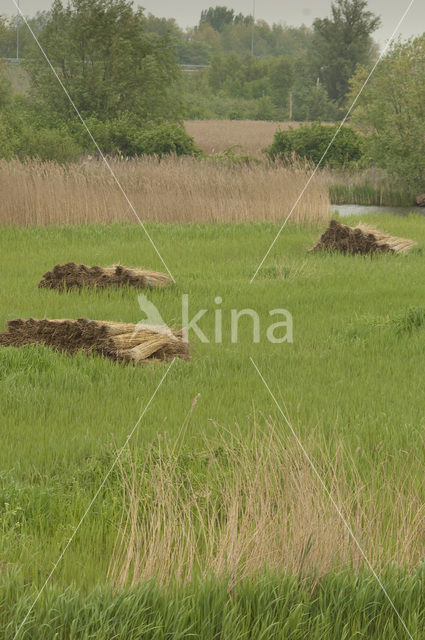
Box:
[329, 181, 416, 207]
[2, 570, 425, 639]
[2, 215, 425, 636]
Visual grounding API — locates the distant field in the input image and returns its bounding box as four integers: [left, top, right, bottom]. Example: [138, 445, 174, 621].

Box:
[184, 119, 299, 156]
[185, 119, 333, 157]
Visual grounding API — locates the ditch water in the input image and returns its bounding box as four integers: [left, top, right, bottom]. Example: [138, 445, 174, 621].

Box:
[331, 204, 425, 217]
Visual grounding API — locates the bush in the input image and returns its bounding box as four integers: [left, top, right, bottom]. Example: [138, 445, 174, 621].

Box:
[0, 111, 82, 162]
[0, 105, 200, 161]
[266, 123, 363, 167]
[135, 123, 201, 157]
[72, 116, 201, 157]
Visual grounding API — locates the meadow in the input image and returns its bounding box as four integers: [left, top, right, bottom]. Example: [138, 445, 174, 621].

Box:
[1, 213, 425, 637]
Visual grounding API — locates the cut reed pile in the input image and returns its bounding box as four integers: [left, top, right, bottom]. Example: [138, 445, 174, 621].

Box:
[0, 157, 330, 226]
[0, 318, 188, 364]
[109, 419, 425, 588]
[311, 219, 417, 255]
[38, 262, 171, 291]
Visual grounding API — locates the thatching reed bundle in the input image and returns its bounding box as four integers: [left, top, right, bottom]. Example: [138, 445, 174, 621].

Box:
[0, 318, 188, 364]
[311, 219, 417, 255]
[38, 262, 172, 291]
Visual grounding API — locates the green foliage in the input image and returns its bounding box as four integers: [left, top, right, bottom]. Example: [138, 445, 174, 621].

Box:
[0, 65, 12, 109]
[27, 0, 182, 123]
[0, 12, 50, 59]
[2, 569, 425, 638]
[208, 146, 259, 166]
[183, 52, 297, 121]
[199, 6, 252, 33]
[0, 99, 198, 160]
[266, 122, 363, 167]
[329, 181, 415, 207]
[392, 307, 425, 336]
[70, 116, 200, 157]
[312, 0, 381, 106]
[350, 34, 425, 194]
[0, 102, 82, 162]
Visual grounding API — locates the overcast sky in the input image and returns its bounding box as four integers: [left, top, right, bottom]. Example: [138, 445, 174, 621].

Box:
[3, 0, 423, 46]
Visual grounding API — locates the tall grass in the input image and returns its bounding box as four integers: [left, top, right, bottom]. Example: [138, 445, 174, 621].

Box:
[0, 157, 330, 226]
[109, 418, 425, 589]
[3, 569, 424, 639]
[324, 167, 416, 207]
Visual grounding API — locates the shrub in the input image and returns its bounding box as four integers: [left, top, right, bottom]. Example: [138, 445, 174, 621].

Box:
[0, 112, 82, 162]
[266, 122, 363, 167]
[0, 106, 200, 161]
[135, 123, 201, 157]
[73, 117, 201, 157]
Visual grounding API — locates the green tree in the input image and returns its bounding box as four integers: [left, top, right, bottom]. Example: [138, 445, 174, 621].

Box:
[0, 12, 50, 58]
[199, 6, 235, 32]
[268, 57, 293, 108]
[27, 0, 182, 122]
[349, 34, 425, 193]
[312, 0, 380, 106]
[0, 63, 12, 108]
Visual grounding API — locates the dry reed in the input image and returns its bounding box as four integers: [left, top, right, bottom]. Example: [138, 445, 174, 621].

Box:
[311, 219, 417, 255]
[38, 262, 172, 290]
[0, 318, 188, 364]
[0, 156, 330, 226]
[108, 417, 425, 589]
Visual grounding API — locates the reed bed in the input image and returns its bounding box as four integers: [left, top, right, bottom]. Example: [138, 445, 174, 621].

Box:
[323, 166, 416, 207]
[109, 418, 425, 589]
[0, 156, 330, 226]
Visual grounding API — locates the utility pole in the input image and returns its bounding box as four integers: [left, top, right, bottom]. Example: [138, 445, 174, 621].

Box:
[16, 0, 20, 60]
[251, 0, 255, 55]
[289, 92, 293, 121]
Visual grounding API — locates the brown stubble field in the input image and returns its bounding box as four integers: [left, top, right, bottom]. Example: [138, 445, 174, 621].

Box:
[185, 119, 334, 157]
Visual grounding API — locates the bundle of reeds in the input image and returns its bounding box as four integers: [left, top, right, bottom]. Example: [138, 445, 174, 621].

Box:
[0, 318, 188, 364]
[38, 262, 172, 291]
[311, 219, 417, 255]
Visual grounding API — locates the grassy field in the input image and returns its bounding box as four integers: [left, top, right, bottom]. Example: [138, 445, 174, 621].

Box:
[1, 214, 425, 637]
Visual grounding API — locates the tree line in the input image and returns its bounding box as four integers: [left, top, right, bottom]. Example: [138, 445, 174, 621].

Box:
[1, 1, 380, 122]
[0, 0, 424, 193]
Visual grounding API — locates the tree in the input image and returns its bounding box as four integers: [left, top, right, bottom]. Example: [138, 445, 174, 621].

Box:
[0, 12, 50, 58]
[27, 0, 182, 122]
[349, 34, 425, 193]
[312, 0, 380, 106]
[268, 57, 294, 107]
[0, 63, 12, 108]
[199, 6, 235, 32]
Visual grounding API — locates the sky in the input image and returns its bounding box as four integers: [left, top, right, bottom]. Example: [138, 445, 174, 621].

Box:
[3, 0, 423, 46]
